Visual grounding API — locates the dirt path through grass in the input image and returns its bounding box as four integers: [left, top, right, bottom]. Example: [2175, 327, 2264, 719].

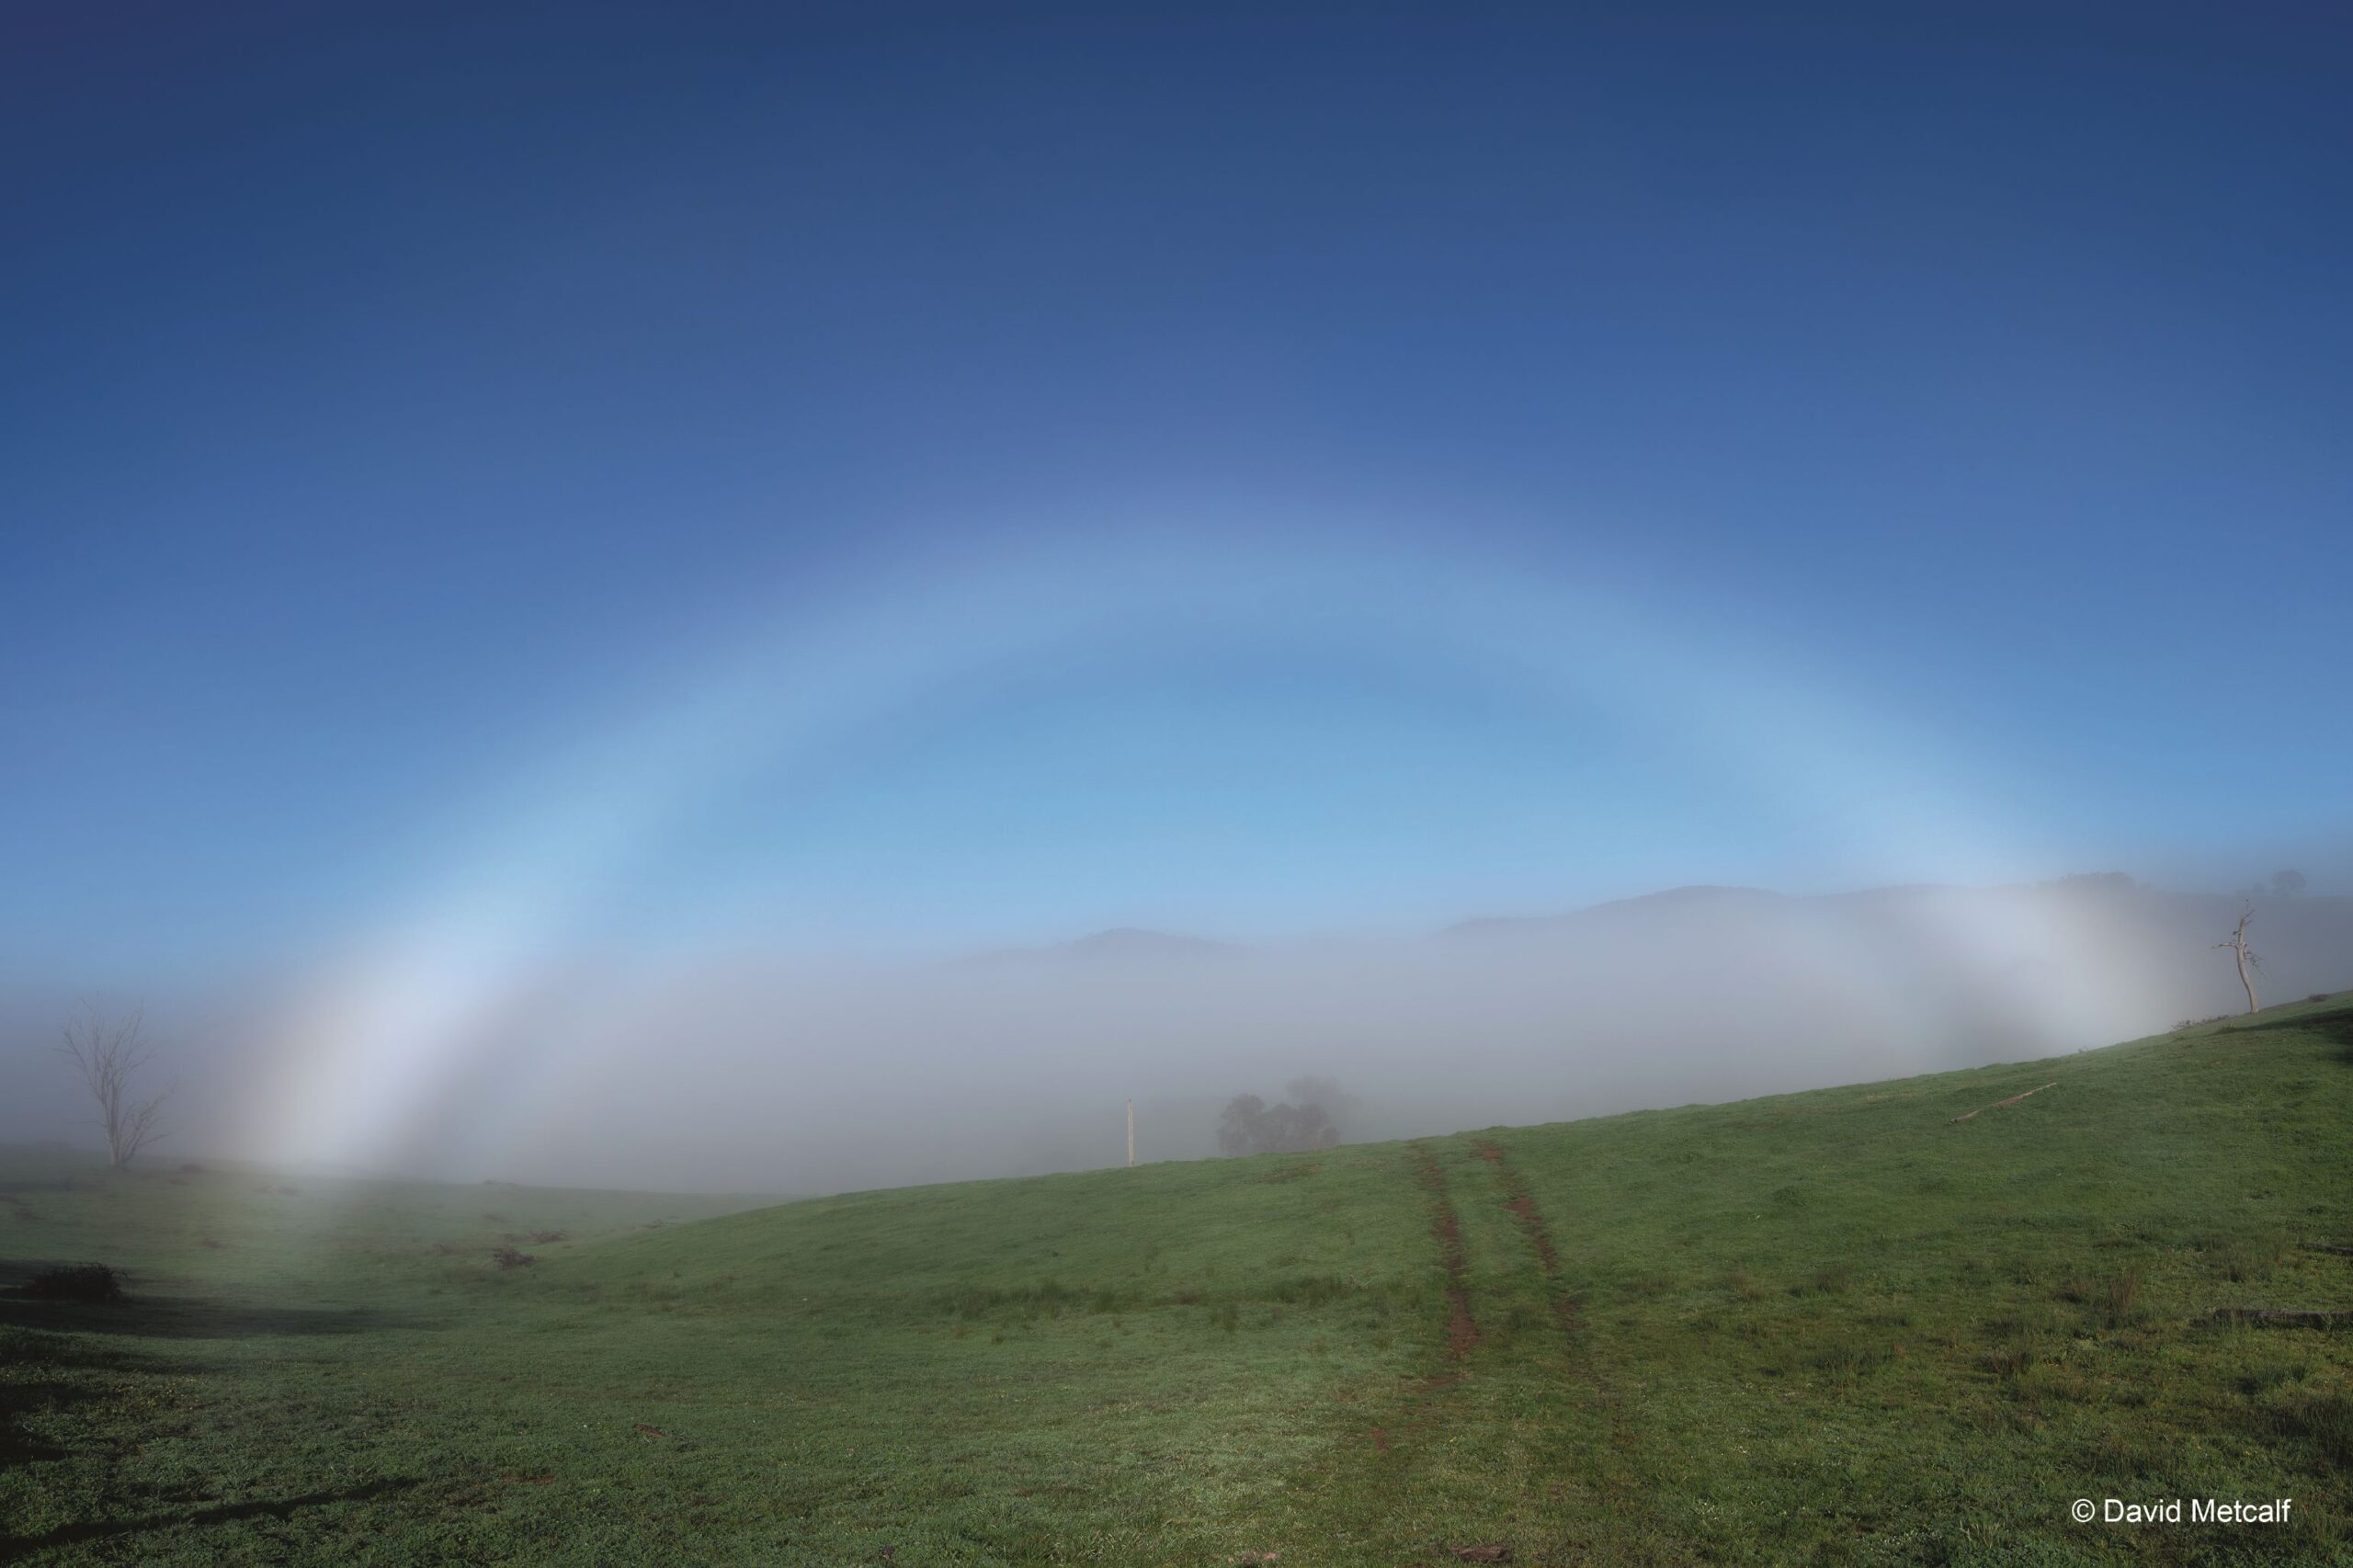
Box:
[1309, 1140, 1654, 1561]
[1473, 1139, 1637, 1468]
[1409, 1142, 1478, 1366]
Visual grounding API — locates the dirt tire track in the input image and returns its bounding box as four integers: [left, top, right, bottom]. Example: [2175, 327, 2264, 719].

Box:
[1410, 1143, 1478, 1362]
[1358, 1145, 1482, 1456]
[1472, 1139, 1634, 1456]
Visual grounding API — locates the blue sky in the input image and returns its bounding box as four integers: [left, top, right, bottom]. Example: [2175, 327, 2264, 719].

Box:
[4, 2, 2348, 978]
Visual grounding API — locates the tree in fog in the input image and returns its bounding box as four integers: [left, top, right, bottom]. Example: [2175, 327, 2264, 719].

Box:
[2270, 869, 2307, 897]
[1216, 1094, 1266, 1154]
[60, 1005, 169, 1167]
[1217, 1087, 1341, 1155]
[1281, 1075, 1361, 1141]
[2215, 905, 2261, 1016]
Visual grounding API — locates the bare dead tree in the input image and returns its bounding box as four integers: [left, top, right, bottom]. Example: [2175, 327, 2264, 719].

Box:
[59, 1004, 170, 1167]
[2215, 904, 2261, 1015]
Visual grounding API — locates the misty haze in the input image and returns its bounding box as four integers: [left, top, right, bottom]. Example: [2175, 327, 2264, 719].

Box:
[10, 876, 2349, 1198]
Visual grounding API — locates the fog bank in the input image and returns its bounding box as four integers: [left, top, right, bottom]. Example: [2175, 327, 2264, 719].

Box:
[5, 879, 2347, 1195]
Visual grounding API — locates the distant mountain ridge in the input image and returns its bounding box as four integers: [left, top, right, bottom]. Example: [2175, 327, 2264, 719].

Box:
[1444, 883, 1789, 937]
[983, 880, 2352, 1041]
[997, 877, 2348, 965]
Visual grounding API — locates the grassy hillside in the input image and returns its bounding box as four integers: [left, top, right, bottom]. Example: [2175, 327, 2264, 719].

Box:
[5, 998, 2351, 1564]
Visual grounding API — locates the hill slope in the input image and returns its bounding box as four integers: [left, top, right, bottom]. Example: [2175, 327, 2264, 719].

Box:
[5, 999, 2352, 1563]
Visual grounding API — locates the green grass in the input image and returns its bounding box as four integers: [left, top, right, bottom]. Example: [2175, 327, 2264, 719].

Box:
[6, 996, 2352, 1564]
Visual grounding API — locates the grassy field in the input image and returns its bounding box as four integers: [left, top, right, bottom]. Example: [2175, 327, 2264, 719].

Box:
[5, 997, 2351, 1564]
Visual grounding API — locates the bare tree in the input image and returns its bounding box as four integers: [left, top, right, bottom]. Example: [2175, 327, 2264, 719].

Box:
[59, 1004, 169, 1167]
[2215, 905, 2261, 1016]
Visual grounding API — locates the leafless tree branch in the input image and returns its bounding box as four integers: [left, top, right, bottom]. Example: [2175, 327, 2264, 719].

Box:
[58, 1002, 170, 1167]
[2214, 904, 2261, 1015]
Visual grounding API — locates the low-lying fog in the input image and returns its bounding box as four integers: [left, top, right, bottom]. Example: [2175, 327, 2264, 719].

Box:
[6, 877, 2347, 1197]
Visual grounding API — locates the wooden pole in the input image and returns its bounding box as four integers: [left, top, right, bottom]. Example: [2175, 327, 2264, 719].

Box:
[1126, 1099, 1135, 1167]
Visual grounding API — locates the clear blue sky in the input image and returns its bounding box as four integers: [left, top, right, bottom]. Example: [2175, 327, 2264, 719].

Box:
[5, 2, 2348, 979]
